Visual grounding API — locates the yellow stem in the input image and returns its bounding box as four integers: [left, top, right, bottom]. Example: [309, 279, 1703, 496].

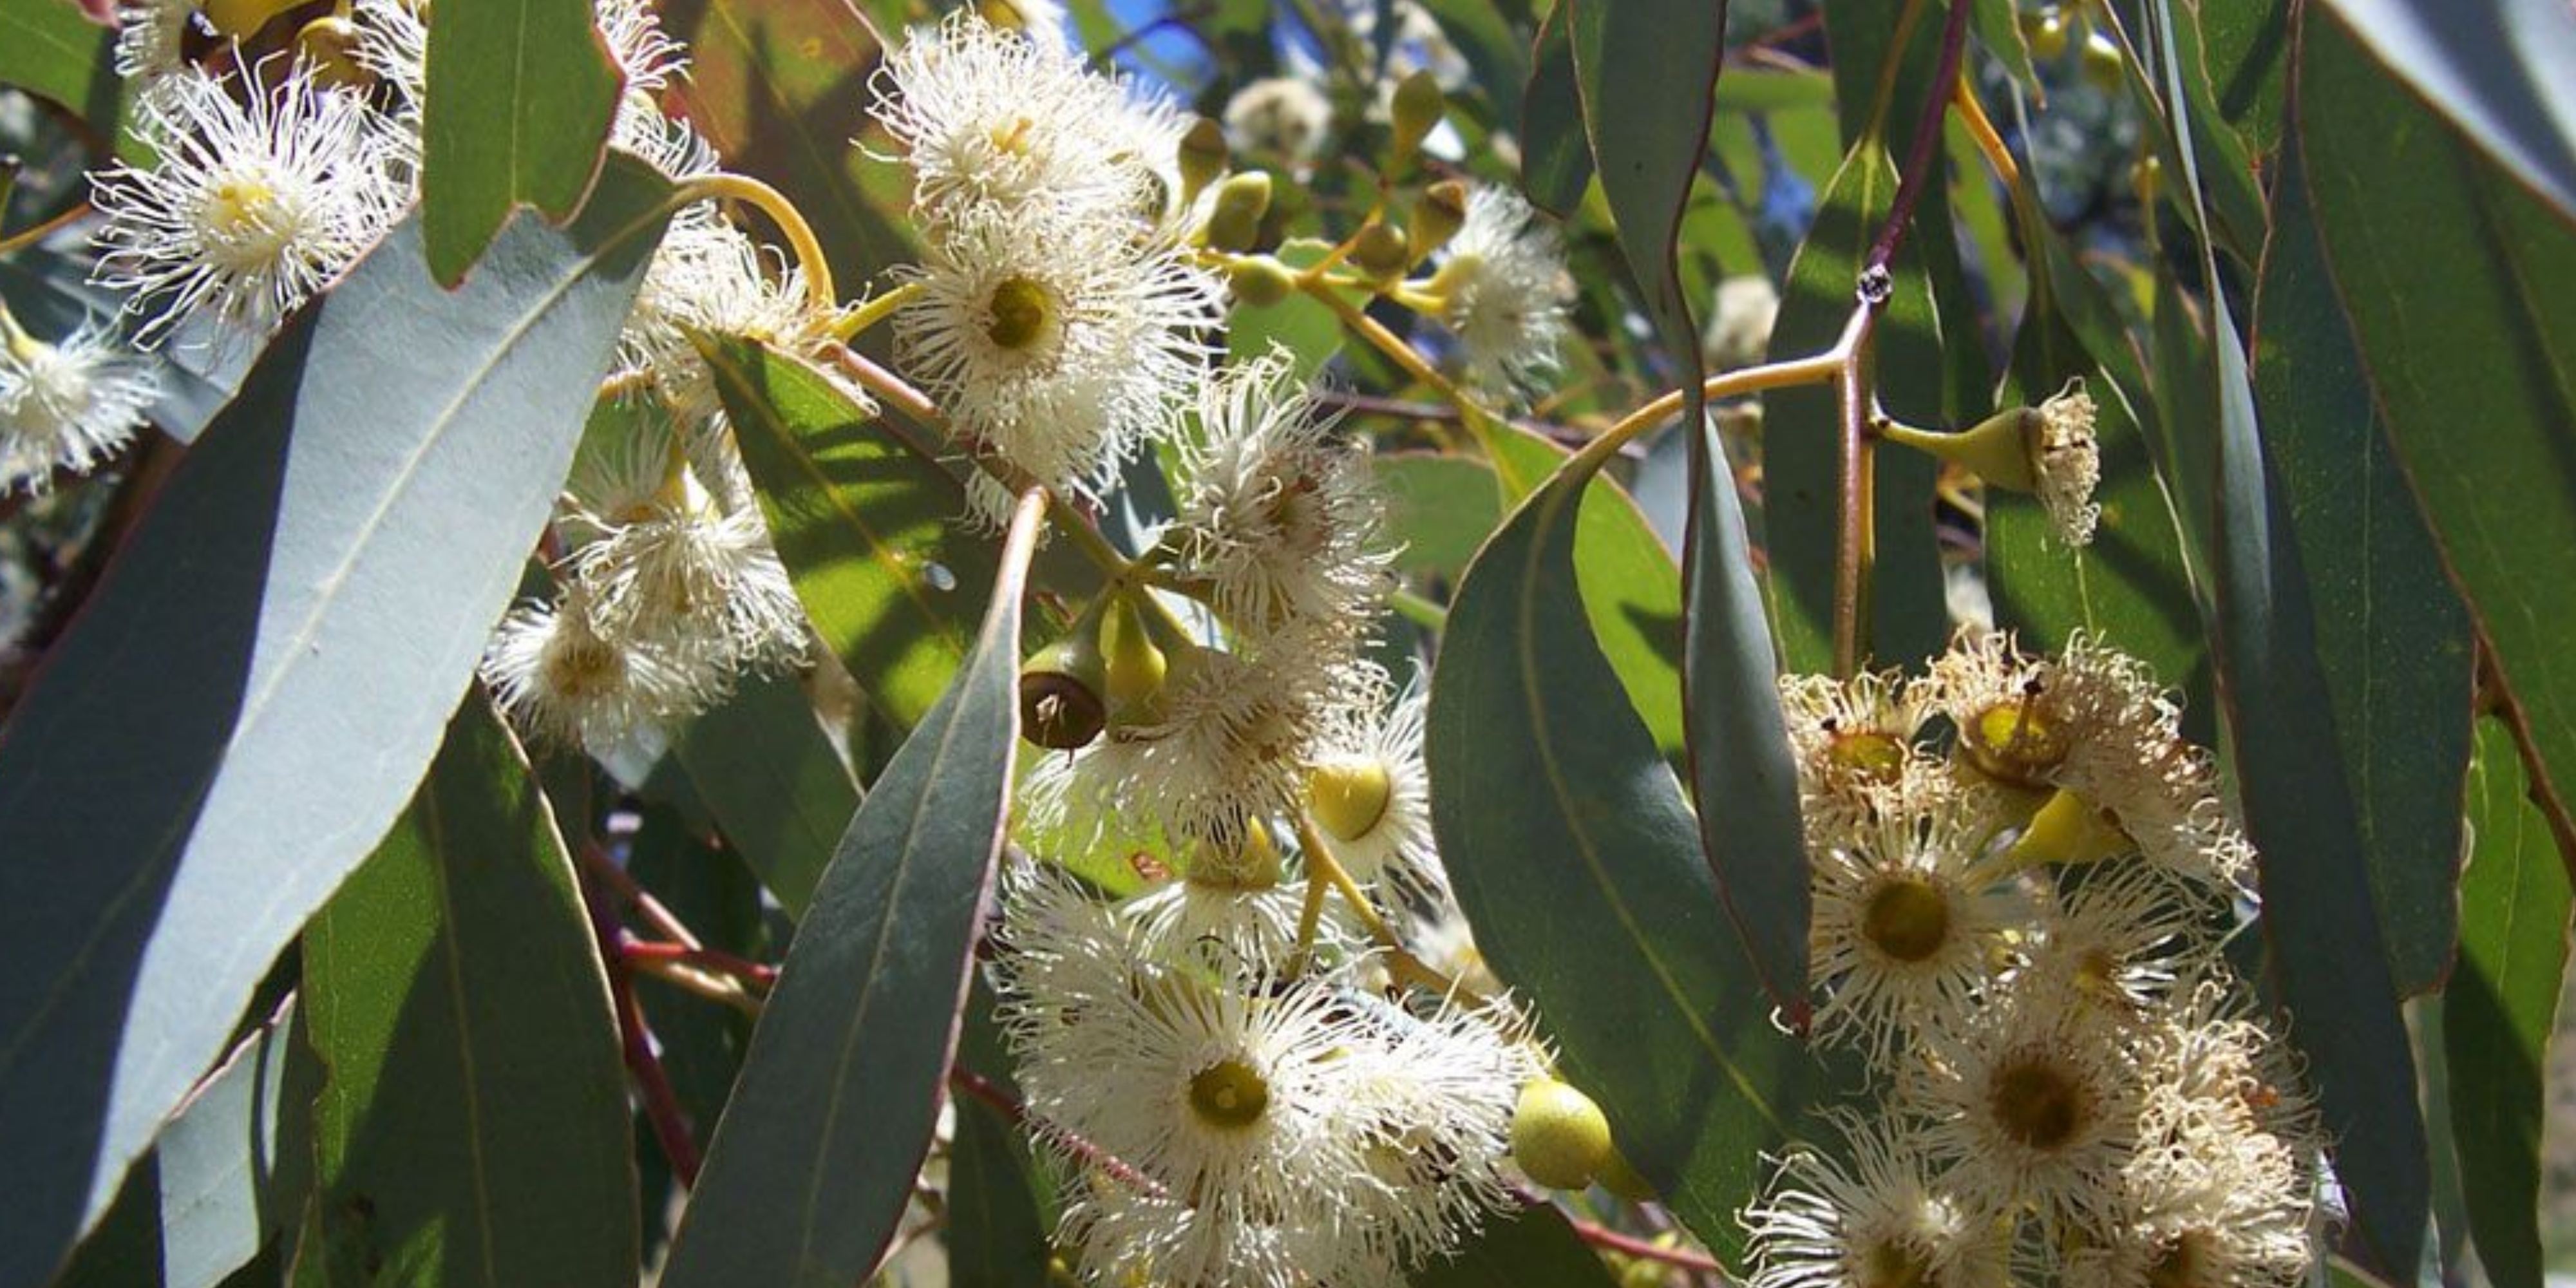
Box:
[828, 279, 923, 343]
[1569, 314, 1865, 477]
[1953, 74, 2022, 189]
[676, 173, 837, 312]
[1305, 283, 1497, 455]
[627, 956, 764, 1018]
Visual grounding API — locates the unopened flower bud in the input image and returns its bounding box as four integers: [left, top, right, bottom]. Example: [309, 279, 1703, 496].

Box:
[1408, 180, 1468, 265]
[1879, 377, 2098, 546]
[2081, 28, 2125, 89]
[1511, 1077, 1613, 1190]
[203, 0, 303, 40]
[1390, 70, 1446, 165]
[1178, 117, 1229, 206]
[295, 17, 374, 90]
[1349, 220, 1410, 279]
[1201, 171, 1273, 252]
[1227, 255, 1297, 307]
[1307, 756, 1392, 844]
[1102, 593, 1168, 728]
[2021, 6, 2070, 59]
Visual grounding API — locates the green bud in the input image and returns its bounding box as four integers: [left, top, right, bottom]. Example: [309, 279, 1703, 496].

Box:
[1408, 180, 1468, 265]
[1202, 171, 1273, 252]
[1511, 1078, 1612, 1190]
[2081, 28, 2125, 90]
[1227, 256, 1298, 307]
[2007, 788, 2134, 867]
[1390, 70, 1446, 165]
[1349, 220, 1410, 279]
[1179, 117, 1229, 206]
[2021, 7, 2070, 60]
[1879, 406, 2040, 493]
[294, 17, 374, 89]
[1102, 593, 1168, 728]
[204, 0, 303, 40]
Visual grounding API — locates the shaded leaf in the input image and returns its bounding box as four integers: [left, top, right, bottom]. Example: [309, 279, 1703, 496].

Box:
[670, 671, 860, 918]
[1410, 1202, 1618, 1287]
[703, 336, 1000, 729]
[947, 980, 1055, 1288]
[2249, 162, 2472, 996]
[2447, 719, 2573, 1288]
[297, 699, 639, 1288]
[0, 158, 674, 1288]
[1518, 2, 1590, 218]
[1428, 452, 1806, 1264]
[657, 494, 1041, 1288]
[2297, 9, 2576, 871]
[2166, 17, 2428, 1274]
[1378, 451, 1501, 579]
[419, 0, 623, 283]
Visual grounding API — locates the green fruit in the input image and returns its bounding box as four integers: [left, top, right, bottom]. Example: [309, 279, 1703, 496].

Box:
[1511, 1078, 1613, 1190]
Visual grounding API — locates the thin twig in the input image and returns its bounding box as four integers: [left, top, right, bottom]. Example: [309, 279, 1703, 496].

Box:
[580, 874, 705, 1186]
[1864, 0, 1975, 276]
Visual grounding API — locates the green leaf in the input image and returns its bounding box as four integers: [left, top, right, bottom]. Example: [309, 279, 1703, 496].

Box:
[2249, 160, 2474, 997]
[297, 698, 640, 1288]
[1486, 425, 1684, 755]
[2195, 0, 2290, 155]
[1378, 452, 1502, 579]
[1564, 0, 1719, 416]
[419, 0, 623, 283]
[52, 1159, 164, 1288]
[1227, 240, 1349, 383]
[2164, 15, 2429, 1276]
[673, 0, 918, 289]
[1519, 2, 1591, 218]
[2298, 10, 2576, 866]
[2447, 719, 2573, 1288]
[1410, 1203, 1618, 1287]
[657, 495, 1039, 1288]
[0, 158, 674, 1288]
[0, 0, 146, 163]
[2316, 0, 2576, 225]
[703, 336, 1001, 730]
[670, 672, 861, 918]
[1428, 454, 1806, 1264]
[157, 998, 315, 1288]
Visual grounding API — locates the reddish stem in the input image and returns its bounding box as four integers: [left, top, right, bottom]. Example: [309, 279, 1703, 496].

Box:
[1561, 1215, 1726, 1273]
[1864, 0, 1975, 275]
[580, 876, 705, 1186]
[949, 1066, 1166, 1197]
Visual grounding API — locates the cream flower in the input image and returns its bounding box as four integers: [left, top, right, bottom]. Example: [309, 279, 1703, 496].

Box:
[1303, 681, 1442, 902]
[1808, 784, 2023, 1061]
[895, 202, 1219, 509]
[0, 321, 160, 493]
[1743, 1114, 2018, 1288]
[1224, 77, 1333, 164]
[1429, 184, 1573, 402]
[480, 591, 725, 750]
[2035, 378, 2101, 547]
[91, 67, 406, 345]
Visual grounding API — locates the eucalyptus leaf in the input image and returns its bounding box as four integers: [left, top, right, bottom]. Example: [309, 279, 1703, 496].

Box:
[419, 0, 624, 283]
[0, 157, 675, 1288]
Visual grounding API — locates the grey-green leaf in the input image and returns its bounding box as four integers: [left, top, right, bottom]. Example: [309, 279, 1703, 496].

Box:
[1428, 457, 1806, 1264]
[419, 0, 625, 283]
[669, 672, 862, 918]
[657, 495, 1039, 1288]
[703, 336, 1000, 730]
[156, 998, 314, 1288]
[2445, 719, 2571, 1288]
[1410, 1202, 1618, 1287]
[297, 697, 641, 1288]
[0, 157, 674, 1288]
[1519, 2, 1590, 218]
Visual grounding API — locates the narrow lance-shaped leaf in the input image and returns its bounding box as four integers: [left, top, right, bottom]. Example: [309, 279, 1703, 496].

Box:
[155, 997, 314, 1288]
[2161, 11, 2429, 1274]
[0, 0, 148, 163]
[295, 697, 640, 1288]
[702, 335, 1001, 729]
[2297, 10, 2576, 871]
[658, 491, 1044, 1288]
[419, 0, 625, 283]
[669, 672, 862, 918]
[1429, 454, 1808, 1264]
[1517, 3, 1589, 218]
[0, 156, 675, 1288]
[2445, 719, 2574, 1288]
[2249, 158, 2473, 997]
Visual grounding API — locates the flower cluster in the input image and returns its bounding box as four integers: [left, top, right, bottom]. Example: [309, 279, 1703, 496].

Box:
[871, 14, 1220, 519]
[1747, 632, 2324, 1288]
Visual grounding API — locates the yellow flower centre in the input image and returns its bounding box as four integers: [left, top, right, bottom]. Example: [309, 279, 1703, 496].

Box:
[1987, 1052, 2089, 1152]
[1861, 874, 1953, 963]
[542, 629, 623, 701]
[1308, 755, 1393, 843]
[983, 275, 1056, 352]
[1826, 728, 1909, 782]
[1187, 1058, 1270, 1132]
[2146, 1230, 2221, 1288]
[1961, 699, 2068, 788]
[203, 176, 289, 252]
